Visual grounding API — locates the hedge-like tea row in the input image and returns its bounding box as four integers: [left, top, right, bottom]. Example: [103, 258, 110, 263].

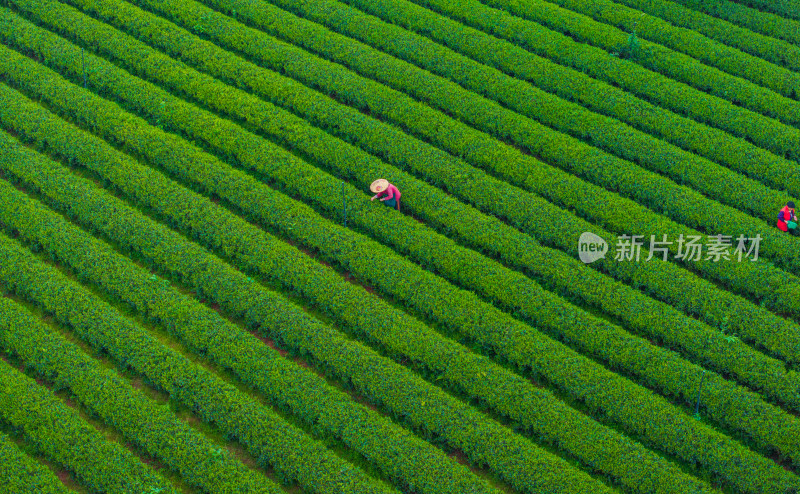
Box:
[315, 0, 800, 167]
[262, 0, 800, 202]
[0, 190, 456, 494]
[3, 0, 796, 490]
[0, 69, 793, 494]
[0, 183, 400, 492]
[0, 432, 70, 494]
[0, 296, 281, 494]
[670, 0, 800, 45]
[103, 0, 800, 306]
[271, 0, 800, 149]
[728, 0, 800, 20]
[12, 0, 800, 458]
[14, 0, 800, 356]
[534, 0, 800, 97]
[461, 0, 800, 127]
[358, 0, 800, 195]
[473, 0, 800, 123]
[205, 0, 800, 292]
[0, 81, 722, 494]
[244, 0, 800, 217]
[116, 0, 800, 361]
[610, 0, 800, 71]
[0, 359, 176, 494]
[9, 0, 800, 374]
[54, 0, 800, 398]
[0, 100, 612, 494]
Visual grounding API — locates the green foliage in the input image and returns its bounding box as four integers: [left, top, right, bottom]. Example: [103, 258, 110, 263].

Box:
[136, 0, 800, 330]
[537, 0, 800, 96]
[725, 0, 800, 20]
[4, 1, 798, 492]
[0, 24, 798, 494]
[48, 0, 800, 413]
[0, 124, 595, 494]
[0, 297, 282, 494]
[475, 0, 800, 122]
[227, 0, 800, 209]
[0, 432, 70, 494]
[0, 359, 176, 494]
[614, 0, 800, 70]
[19, 0, 800, 454]
[615, 30, 642, 60]
[0, 82, 717, 494]
[17, 0, 800, 366]
[0, 209, 402, 494]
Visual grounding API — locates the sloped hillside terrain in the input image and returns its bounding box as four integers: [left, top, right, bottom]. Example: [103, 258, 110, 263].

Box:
[1, 0, 799, 493]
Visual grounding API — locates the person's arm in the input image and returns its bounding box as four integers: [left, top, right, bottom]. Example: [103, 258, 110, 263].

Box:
[779, 211, 787, 222]
[380, 188, 395, 201]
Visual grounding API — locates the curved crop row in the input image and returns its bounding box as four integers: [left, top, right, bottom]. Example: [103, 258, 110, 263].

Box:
[115, 0, 800, 361]
[8, 0, 800, 371]
[180, 0, 800, 295]
[47, 0, 800, 408]
[532, 0, 800, 96]
[0, 296, 281, 494]
[0, 67, 729, 494]
[729, 0, 800, 20]
[85, 0, 800, 308]
[0, 74, 793, 494]
[5, 17, 800, 483]
[0, 358, 176, 494]
[0, 185, 496, 494]
[609, 0, 800, 70]
[261, 0, 800, 206]
[0, 432, 71, 494]
[241, 0, 800, 217]
[0, 145, 608, 494]
[0, 111, 608, 489]
[313, 0, 800, 165]
[12, 0, 800, 354]
[471, 0, 800, 122]
[360, 0, 799, 194]
[0, 127, 714, 494]
[0, 173, 401, 494]
[669, 0, 800, 45]
[0, 191, 472, 494]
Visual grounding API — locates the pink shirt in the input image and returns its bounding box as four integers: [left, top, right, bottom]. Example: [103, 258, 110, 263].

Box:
[377, 184, 401, 201]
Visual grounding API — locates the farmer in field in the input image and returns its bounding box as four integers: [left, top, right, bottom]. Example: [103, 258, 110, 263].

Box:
[777, 201, 798, 235]
[370, 179, 401, 211]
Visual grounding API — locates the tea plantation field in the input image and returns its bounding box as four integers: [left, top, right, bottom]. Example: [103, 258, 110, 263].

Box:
[1, 0, 800, 492]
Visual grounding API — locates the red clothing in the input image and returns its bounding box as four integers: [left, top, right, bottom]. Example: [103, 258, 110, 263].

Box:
[778, 205, 795, 231]
[377, 184, 401, 201]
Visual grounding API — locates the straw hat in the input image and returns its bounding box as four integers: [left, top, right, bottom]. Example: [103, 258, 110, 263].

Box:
[370, 179, 389, 194]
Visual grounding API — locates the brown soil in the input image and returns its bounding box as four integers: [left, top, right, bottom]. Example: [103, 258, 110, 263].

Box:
[448, 448, 470, 466]
[56, 469, 73, 485]
[255, 333, 288, 358]
[183, 414, 200, 425]
[341, 272, 379, 295]
[127, 443, 168, 472]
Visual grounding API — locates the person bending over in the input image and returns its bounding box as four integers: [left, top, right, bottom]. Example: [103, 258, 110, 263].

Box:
[370, 179, 401, 211]
[778, 201, 798, 235]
